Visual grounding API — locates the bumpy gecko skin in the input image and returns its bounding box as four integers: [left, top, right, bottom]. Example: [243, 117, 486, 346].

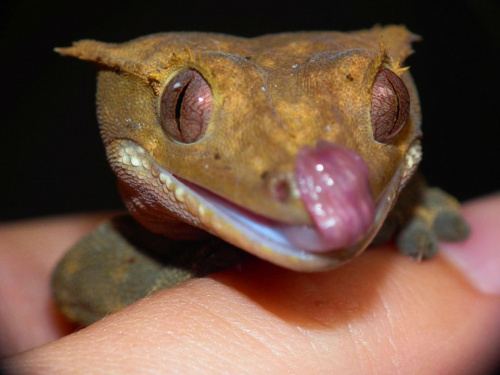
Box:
[52, 26, 470, 325]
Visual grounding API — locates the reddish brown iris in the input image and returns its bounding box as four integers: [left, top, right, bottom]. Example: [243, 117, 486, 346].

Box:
[160, 69, 213, 143]
[370, 68, 410, 143]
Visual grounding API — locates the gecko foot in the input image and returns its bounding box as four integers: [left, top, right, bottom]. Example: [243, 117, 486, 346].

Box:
[396, 187, 470, 261]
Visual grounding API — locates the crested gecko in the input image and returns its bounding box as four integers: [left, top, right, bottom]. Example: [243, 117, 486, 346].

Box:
[52, 25, 469, 325]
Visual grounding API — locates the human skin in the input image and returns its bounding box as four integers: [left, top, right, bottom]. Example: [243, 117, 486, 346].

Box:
[1, 196, 500, 374]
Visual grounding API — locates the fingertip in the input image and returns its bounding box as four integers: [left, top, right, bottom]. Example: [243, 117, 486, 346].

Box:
[440, 194, 500, 295]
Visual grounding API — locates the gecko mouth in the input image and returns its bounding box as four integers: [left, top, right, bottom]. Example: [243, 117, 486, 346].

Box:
[111, 139, 403, 271]
[180, 140, 376, 254]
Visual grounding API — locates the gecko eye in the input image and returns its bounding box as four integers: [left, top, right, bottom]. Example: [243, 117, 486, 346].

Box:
[160, 69, 213, 143]
[370, 68, 410, 143]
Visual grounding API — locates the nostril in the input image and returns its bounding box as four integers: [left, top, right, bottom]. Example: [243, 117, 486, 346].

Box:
[263, 172, 296, 203]
[271, 178, 290, 203]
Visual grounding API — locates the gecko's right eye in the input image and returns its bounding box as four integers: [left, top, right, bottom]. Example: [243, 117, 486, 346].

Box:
[160, 69, 213, 143]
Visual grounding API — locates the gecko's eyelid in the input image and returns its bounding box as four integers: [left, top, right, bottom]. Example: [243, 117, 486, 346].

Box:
[370, 68, 410, 143]
[160, 69, 213, 144]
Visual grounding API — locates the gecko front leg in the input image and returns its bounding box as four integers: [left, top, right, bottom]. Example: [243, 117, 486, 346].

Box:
[51, 215, 243, 325]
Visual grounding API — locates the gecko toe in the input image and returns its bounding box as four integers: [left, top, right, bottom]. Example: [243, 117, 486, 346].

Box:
[433, 210, 471, 242]
[396, 220, 439, 260]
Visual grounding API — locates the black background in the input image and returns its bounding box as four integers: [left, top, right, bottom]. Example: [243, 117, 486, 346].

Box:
[1, 0, 500, 372]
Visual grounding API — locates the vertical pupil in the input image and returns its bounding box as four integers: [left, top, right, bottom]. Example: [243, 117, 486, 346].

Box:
[160, 69, 213, 144]
[390, 81, 400, 129]
[175, 82, 190, 133]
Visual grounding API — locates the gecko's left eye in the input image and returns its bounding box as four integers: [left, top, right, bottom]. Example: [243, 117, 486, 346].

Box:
[370, 68, 410, 143]
[160, 69, 213, 143]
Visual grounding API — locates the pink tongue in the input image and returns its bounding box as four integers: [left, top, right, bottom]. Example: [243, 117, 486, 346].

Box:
[289, 141, 375, 252]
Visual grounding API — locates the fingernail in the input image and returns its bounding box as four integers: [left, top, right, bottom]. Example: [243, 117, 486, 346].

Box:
[440, 196, 500, 295]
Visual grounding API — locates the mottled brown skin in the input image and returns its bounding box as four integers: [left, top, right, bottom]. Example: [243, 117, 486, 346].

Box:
[52, 26, 469, 325]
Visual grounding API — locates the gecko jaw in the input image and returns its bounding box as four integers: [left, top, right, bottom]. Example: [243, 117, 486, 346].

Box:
[109, 139, 403, 271]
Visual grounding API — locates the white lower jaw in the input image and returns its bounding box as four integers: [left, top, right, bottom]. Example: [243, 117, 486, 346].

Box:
[110, 139, 405, 272]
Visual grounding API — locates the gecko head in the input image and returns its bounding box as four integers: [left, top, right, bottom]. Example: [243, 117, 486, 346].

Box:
[57, 25, 422, 271]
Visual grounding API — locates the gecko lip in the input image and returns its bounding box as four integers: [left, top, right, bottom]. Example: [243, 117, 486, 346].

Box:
[112, 139, 404, 271]
[176, 170, 387, 268]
